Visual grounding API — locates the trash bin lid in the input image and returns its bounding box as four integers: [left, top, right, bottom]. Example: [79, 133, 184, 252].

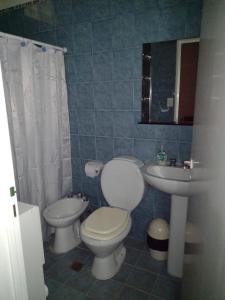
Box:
[148, 218, 169, 240]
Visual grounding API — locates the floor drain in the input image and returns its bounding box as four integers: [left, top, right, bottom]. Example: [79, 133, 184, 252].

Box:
[71, 261, 83, 271]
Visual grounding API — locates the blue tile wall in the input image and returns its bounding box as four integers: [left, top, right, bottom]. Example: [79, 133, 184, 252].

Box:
[0, 0, 202, 240]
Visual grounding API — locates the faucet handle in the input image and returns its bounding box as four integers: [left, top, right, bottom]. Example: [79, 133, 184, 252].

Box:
[183, 159, 200, 169]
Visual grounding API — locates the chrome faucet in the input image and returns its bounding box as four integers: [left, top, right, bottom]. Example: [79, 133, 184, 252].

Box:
[183, 159, 200, 169]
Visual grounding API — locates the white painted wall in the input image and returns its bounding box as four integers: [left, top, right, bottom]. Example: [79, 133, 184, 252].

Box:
[182, 1, 225, 299]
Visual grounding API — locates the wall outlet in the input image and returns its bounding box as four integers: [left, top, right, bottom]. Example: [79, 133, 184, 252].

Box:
[167, 97, 174, 108]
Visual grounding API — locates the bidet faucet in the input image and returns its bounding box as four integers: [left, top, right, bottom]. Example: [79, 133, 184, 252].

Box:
[77, 192, 88, 202]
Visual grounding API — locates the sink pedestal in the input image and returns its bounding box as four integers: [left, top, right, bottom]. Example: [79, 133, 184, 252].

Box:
[168, 195, 188, 278]
[141, 163, 191, 278]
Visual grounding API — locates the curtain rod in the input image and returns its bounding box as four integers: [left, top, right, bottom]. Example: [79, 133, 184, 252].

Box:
[0, 31, 67, 53]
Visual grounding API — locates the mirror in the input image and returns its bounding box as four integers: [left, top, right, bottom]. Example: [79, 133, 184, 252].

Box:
[141, 38, 199, 125]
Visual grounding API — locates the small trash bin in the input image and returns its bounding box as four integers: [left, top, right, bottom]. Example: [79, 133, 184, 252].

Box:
[147, 218, 169, 261]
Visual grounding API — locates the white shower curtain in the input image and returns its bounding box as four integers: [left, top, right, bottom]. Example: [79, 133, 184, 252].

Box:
[0, 37, 72, 238]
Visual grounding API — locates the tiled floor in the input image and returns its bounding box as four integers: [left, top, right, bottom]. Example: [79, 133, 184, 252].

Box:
[44, 237, 181, 300]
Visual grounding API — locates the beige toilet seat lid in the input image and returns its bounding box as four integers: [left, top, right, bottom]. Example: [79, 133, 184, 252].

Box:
[83, 207, 129, 236]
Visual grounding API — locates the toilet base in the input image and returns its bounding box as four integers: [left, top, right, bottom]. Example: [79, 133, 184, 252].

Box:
[92, 244, 126, 280]
[50, 219, 81, 254]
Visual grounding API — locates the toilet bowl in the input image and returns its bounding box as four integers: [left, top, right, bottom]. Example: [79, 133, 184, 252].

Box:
[43, 195, 89, 254]
[80, 156, 145, 280]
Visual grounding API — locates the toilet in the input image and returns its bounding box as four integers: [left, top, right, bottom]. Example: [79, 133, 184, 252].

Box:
[80, 156, 145, 280]
[43, 195, 89, 254]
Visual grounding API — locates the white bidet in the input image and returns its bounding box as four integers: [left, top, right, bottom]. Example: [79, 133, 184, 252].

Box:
[43, 195, 89, 254]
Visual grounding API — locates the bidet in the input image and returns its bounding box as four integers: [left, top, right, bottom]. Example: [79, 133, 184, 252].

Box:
[43, 195, 89, 254]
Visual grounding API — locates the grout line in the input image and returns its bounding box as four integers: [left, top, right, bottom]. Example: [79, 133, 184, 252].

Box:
[125, 260, 162, 277]
[122, 282, 153, 296]
[114, 281, 126, 300]
[133, 251, 142, 268]
[83, 278, 97, 298]
[71, 132, 187, 143]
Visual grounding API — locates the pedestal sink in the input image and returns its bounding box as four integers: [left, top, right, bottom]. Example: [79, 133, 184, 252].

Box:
[142, 163, 191, 278]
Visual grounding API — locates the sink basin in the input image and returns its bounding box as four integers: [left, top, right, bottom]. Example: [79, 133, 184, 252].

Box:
[142, 163, 192, 278]
[142, 164, 191, 196]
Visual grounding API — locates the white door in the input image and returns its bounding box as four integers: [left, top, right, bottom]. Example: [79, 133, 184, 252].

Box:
[0, 63, 28, 300]
[182, 1, 225, 300]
